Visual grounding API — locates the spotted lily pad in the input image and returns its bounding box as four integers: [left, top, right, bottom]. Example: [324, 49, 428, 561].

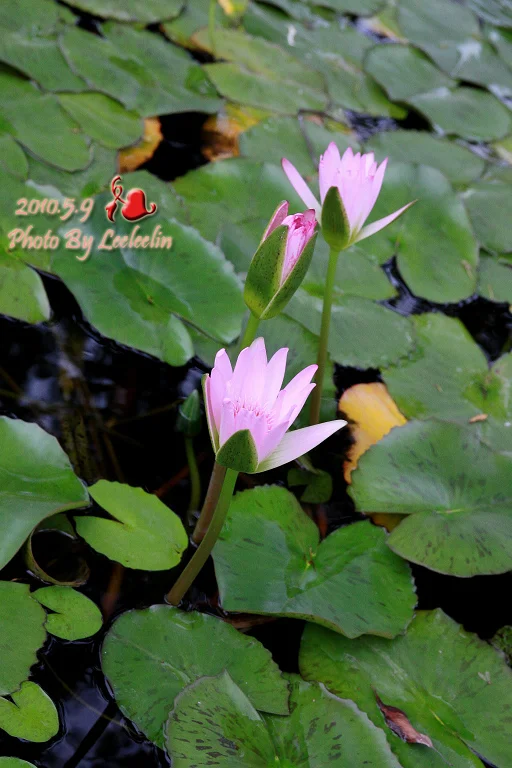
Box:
[0, 417, 88, 571]
[0, 682, 58, 742]
[0, 582, 46, 696]
[166, 672, 403, 767]
[32, 586, 102, 641]
[300, 610, 512, 768]
[350, 419, 512, 576]
[214, 486, 415, 638]
[75, 481, 187, 571]
[365, 130, 485, 185]
[102, 605, 289, 747]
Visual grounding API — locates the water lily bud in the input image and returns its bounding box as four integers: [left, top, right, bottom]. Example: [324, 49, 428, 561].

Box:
[203, 337, 346, 474]
[282, 144, 415, 248]
[244, 202, 317, 320]
[176, 390, 202, 438]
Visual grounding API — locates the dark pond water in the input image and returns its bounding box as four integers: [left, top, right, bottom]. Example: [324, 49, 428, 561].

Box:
[1, 37, 512, 768]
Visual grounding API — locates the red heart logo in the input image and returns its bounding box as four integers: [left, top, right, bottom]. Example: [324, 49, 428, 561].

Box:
[121, 189, 157, 222]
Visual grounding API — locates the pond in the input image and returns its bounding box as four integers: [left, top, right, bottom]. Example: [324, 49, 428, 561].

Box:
[0, 0, 511, 767]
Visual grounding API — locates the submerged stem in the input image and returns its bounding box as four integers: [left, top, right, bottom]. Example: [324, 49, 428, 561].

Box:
[309, 246, 339, 426]
[192, 460, 226, 543]
[166, 467, 238, 606]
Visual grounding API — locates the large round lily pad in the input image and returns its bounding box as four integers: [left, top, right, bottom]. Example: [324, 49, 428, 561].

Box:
[102, 606, 289, 747]
[166, 672, 403, 767]
[300, 610, 512, 768]
[0, 582, 46, 697]
[75, 481, 188, 570]
[0, 417, 88, 570]
[350, 419, 512, 576]
[214, 486, 415, 638]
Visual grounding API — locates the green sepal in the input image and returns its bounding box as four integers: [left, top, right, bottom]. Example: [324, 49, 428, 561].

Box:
[321, 186, 350, 251]
[244, 225, 288, 319]
[202, 373, 219, 453]
[176, 390, 202, 438]
[261, 232, 317, 320]
[216, 429, 260, 473]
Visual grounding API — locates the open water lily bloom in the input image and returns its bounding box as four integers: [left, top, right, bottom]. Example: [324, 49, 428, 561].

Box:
[204, 338, 346, 473]
[282, 143, 415, 246]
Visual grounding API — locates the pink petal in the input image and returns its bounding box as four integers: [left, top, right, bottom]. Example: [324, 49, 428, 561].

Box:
[282, 158, 320, 215]
[286, 382, 316, 425]
[229, 345, 252, 400]
[219, 398, 236, 447]
[353, 200, 416, 244]
[243, 337, 267, 404]
[262, 347, 288, 408]
[213, 348, 233, 382]
[277, 364, 317, 417]
[209, 367, 226, 431]
[258, 417, 292, 463]
[234, 408, 267, 458]
[262, 201, 289, 241]
[257, 420, 347, 471]
[204, 376, 219, 452]
[319, 142, 341, 203]
[363, 157, 387, 225]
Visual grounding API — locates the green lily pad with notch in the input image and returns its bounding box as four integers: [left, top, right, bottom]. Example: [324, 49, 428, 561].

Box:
[102, 605, 289, 748]
[62, 0, 182, 22]
[0, 71, 90, 172]
[288, 466, 333, 503]
[32, 586, 102, 641]
[382, 314, 512, 452]
[397, 0, 480, 74]
[350, 419, 512, 576]
[0, 31, 86, 92]
[239, 116, 358, 174]
[166, 672, 403, 767]
[409, 87, 512, 142]
[75, 481, 187, 570]
[214, 486, 416, 638]
[365, 130, 485, 185]
[284, 289, 415, 369]
[358, 163, 478, 303]
[462, 181, 512, 253]
[300, 609, 512, 768]
[0, 132, 28, 179]
[0, 417, 88, 571]
[173, 158, 305, 272]
[365, 44, 455, 101]
[0, 582, 46, 697]
[58, 93, 143, 150]
[243, 4, 406, 118]
[0, 759, 37, 767]
[27, 143, 117, 198]
[0, 682, 58, 743]
[0, 251, 50, 324]
[478, 254, 512, 302]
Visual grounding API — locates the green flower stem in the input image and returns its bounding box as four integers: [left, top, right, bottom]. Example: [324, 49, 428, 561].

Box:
[192, 460, 227, 543]
[208, 0, 217, 56]
[185, 436, 201, 514]
[240, 311, 260, 350]
[167, 467, 238, 606]
[309, 246, 340, 426]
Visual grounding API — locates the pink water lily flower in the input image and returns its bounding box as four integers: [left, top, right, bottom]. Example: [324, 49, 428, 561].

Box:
[282, 144, 414, 246]
[263, 202, 317, 285]
[204, 338, 346, 473]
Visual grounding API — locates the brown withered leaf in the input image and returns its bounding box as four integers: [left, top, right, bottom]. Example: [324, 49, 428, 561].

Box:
[202, 104, 266, 161]
[374, 691, 433, 747]
[119, 117, 162, 173]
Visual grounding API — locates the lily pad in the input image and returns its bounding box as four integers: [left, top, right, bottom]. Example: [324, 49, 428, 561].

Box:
[0, 31, 86, 93]
[58, 93, 143, 150]
[63, 0, 182, 22]
[0, 582, 46, 697]
[462, 180, 512, 253]
[0, 71, 90, 171]
[409, 87, 512, 142]
[365, 130, 485, 185]
[0, 417, 88, 570]
[214, 486, 415, 638]
[0, 760, 37, 767]
[285, 290, 415, 369]
[469, 0, 512, 27]
[0, 132, 28, 179]
[308, 0, 384, 12]
[166, 672, 403, 767]
[102, 605, 289, 747]
[0, 251, 50, 324]
[359, 163, 478, 303]
[350, 419, 512, 576]
[0, 682, 59, 742]
[75, 481, 187, 571]
[300, 609, 512, 768]
[478, 254, 512, 302]
[32, 586, 103, 641]
[27, 143, 117, 198]
[0, 0, 67, 34]
[365, 44, 455, 101]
